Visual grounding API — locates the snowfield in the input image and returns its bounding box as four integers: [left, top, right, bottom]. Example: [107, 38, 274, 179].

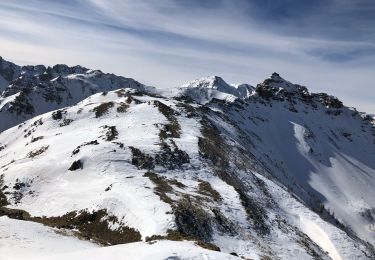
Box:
[25, 240, 239, 260]
[0, 216, 97, 258]
[0, 216, 237, 260]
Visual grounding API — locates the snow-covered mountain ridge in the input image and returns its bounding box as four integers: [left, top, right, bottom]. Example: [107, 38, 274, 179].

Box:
[0, 56, 154, 132]
[0, 58, 374, 259]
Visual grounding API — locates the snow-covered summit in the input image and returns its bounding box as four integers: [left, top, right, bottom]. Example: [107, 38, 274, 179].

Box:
[176, 72, 345, 115]
[177, 75, 254, 104]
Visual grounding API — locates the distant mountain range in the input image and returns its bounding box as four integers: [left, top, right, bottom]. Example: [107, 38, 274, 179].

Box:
[1, 57, 374, 259]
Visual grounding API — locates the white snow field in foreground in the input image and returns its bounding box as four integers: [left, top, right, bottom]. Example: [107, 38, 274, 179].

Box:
[0, 216, 237, 260]
[0, 216, 97, 259]
[30, 241, 239, 260]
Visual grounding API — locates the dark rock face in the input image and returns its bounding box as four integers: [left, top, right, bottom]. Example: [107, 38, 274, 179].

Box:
[68, 160, 83, 171]
[155, 142, 190, 170]
[198, 116, 271, 236]
[314, 93, 343, 109]
[0, 57, 20, 82]
[175, 200, 213, 242]
[102, 125, 118, 141]
[255, 84, 279, 100]
[0, 176, 8, 207]
[7, 92, 35, 115]
[129, 146, 155, 170]
[52, 110, 65, 120]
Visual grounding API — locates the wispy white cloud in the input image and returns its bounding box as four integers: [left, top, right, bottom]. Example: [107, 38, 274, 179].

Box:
[0, 0, 374, 113]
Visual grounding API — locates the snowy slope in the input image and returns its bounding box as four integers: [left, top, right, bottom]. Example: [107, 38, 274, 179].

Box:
[0, 216, 237, 260]
[0, 216, 97, 259]
[191, 73, 375, 246]
[0, 58, 374, 259]
[0, 86, 373, 259]
[25, 240, 239, 260]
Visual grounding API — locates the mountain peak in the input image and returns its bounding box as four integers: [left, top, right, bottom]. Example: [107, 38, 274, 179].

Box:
[51, 64, 89, 75]
[265, 72, 294, 88]
[271, 72, 281, 79]
[177, 76, 254, 104]
[182, 75, 229, 89]
[270, 72, 290, 85]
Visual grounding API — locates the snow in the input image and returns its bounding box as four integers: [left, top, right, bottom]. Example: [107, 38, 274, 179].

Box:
[176, 76, 253, 104]
[299, 216, 342, 260]
[256, 173, 371, 259]
[308, 153, 375, 244]
[0, 217, 237, 260]
[292, 123, 312, 154]
[23, 240, 239, 260]
[220, 94, 375, 246]
[0, 92, 20, 110]
[1, 85, 372, 258]
[0, 91, 174, 238]
[0, 216, 97, 259]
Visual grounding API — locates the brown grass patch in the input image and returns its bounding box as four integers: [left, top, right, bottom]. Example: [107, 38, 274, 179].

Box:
[197, 181, 222, 202]
[92, 102, 114, 117]
[27, 146, 49, 158]
[117, 102, 129, 113]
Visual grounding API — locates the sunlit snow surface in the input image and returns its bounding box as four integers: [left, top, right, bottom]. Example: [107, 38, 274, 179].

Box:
[26, 240, 239, 260]
[0, 216, 237, 260]
[0, 216, 97, 258]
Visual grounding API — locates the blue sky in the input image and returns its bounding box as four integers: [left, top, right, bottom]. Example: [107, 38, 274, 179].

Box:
[0, 0, 374, 113]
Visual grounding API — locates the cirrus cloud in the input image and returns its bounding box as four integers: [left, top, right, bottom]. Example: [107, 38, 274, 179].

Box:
[0, 0, 374, 113]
